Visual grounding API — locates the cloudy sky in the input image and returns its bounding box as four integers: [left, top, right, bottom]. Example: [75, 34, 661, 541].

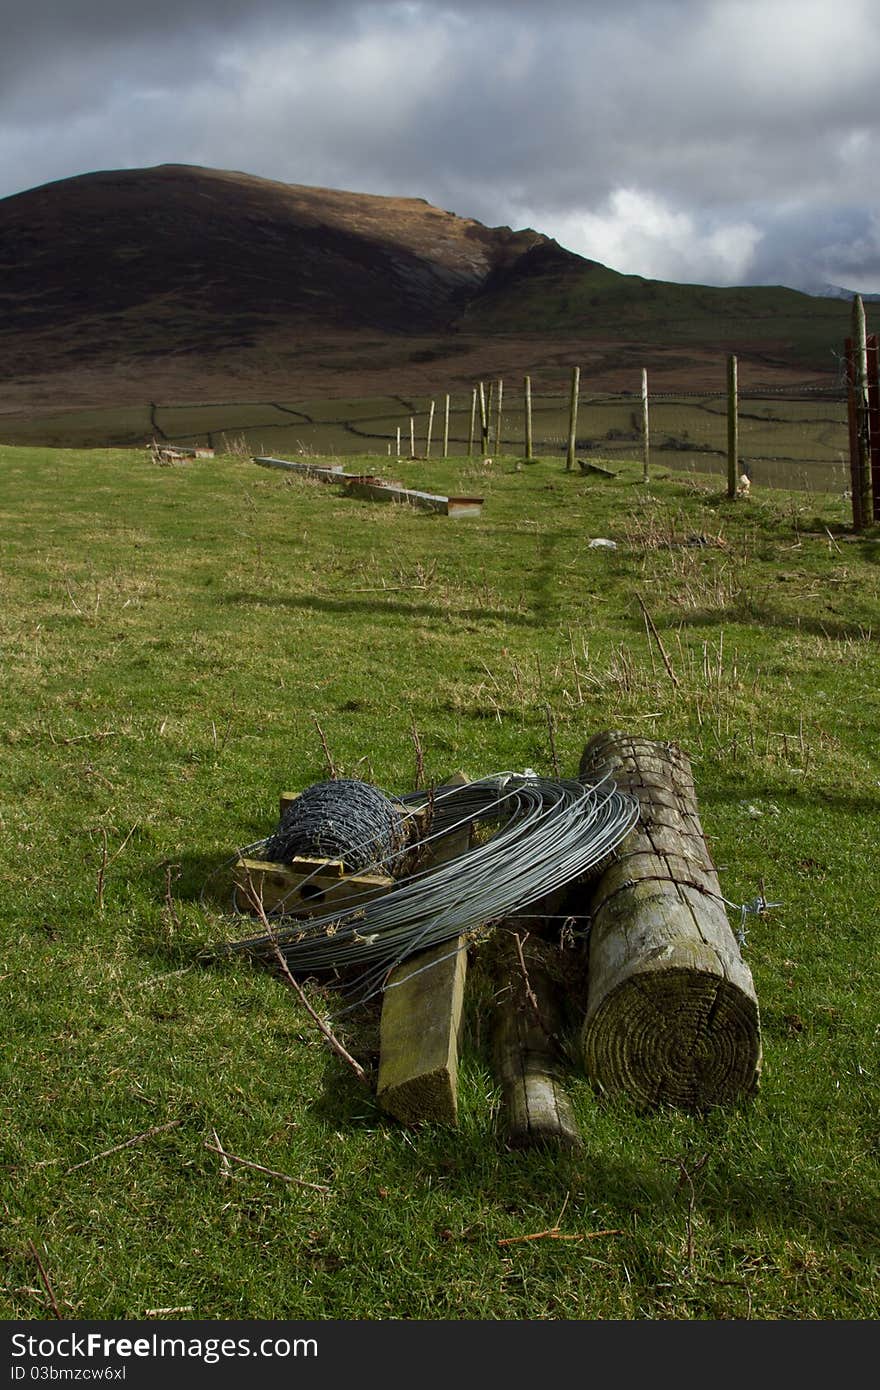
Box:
[2, 0, 879, 291]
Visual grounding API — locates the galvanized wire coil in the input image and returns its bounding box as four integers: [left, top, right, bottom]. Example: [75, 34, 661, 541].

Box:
[227, 772, 638, 1004]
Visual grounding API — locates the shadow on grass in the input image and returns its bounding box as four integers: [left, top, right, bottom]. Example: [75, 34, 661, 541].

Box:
[675, 603, 877, 643]
[218, 589, 541, 628]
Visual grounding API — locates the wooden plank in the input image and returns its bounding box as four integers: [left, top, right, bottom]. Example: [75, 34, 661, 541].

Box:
[376, 772, 472, 1125]
[344, 477, 483, 517]
[233, 855, 393, 917]
[253, 456, 345, 480]
[578, 459, 617, 478]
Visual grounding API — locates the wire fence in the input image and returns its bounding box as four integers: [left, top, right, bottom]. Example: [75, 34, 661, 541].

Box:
[150, 382, 853, 496]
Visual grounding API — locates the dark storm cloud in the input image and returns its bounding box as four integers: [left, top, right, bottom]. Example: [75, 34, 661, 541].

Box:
[1, 0, 879, 290]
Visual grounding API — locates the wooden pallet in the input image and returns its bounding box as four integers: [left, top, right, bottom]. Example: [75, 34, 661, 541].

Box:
[233, 852, 394, 917]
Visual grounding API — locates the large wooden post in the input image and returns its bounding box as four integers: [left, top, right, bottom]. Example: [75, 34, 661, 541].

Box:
[727, 354, 738, 498]
[524, 375, 533, 461]
[467, 387, 477, 457]
[578, 731, 761, 1110]
[443, 393, 450, 459]
[566, 365, 580, 471]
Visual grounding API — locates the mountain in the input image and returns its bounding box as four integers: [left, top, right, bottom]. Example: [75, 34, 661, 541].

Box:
[0, 164, 864, 418]
[791, 281, 880, 304]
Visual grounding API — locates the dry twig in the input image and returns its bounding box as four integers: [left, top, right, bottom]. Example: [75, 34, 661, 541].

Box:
[636, 591, 680, 687]
[312, 715, 338, 779]
[65, 1119, 183, 1174]
[27, 1240, 63, 1320]
[242, 872, 370, 1088]
[498, 1227, 622, 1246]
[203, 1143, 330, 1192]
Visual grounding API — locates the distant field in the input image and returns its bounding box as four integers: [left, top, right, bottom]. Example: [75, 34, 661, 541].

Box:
[1, 441, 878, 1320]
[0, 387, 852, 494]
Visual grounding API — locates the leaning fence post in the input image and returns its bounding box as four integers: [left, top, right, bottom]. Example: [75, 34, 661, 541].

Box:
[727, 354, 738, 498]
[524, 375, 533, 461]
[468, 387, 477, 457]
[425, 399, 435, 458]
[566, 366, 580, 471]
[641, 368, 650, 482]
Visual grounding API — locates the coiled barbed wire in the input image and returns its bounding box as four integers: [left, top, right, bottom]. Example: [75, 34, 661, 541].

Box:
[263, 778, 406, 872]
[226, 771, 639, 1006]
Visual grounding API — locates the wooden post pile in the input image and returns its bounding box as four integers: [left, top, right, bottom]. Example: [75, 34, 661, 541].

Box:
[578, 731, 761, 1110]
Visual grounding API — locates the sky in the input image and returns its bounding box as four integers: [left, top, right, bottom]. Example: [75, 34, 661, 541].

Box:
[2, 0, 879, 292]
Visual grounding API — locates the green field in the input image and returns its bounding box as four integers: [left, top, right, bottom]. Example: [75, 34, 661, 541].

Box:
[0, 388, 853, 496]
[1, 443, 878, 1320]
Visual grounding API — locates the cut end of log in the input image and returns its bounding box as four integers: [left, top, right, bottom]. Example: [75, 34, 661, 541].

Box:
[582, 969, 762, 1111]
[578, 729, 762, 1112]
[377, 1067, 459, 1126]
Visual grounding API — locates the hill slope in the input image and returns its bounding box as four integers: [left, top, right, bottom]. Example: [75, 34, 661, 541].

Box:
[0, 164, 859, 414]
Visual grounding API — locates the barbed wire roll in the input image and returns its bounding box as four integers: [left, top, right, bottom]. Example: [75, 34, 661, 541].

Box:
[263, 779, 407, 873]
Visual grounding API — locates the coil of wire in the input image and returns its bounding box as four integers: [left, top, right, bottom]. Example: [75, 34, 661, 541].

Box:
[228, 771, 638, 1002]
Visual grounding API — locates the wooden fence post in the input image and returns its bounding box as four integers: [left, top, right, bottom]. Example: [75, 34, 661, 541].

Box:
[868, 334, 880, 522]
[494, 378, 503, 457]
[850, 296, 872, 528]
[641, 367, 650, 482]
[566, 365, 580, 471]
[468, 387, 477, 457]
[727, 354, 738, 498]
[410, 417, 415, 458]
[425, 399, 435, 458]
[396, 426, 401, 459]
[443, 394, 450, 459]
[524, 375, 533, 461]
[478, 381, 489, 454]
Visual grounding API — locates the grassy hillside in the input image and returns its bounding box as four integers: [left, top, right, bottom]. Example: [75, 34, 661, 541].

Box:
[1, 443, 878, 1320]
[464, 243, 852, 371]
[0, 165, 862, 422]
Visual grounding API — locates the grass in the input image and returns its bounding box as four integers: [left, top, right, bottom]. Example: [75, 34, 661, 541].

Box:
[1, 441, 878, 1321]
